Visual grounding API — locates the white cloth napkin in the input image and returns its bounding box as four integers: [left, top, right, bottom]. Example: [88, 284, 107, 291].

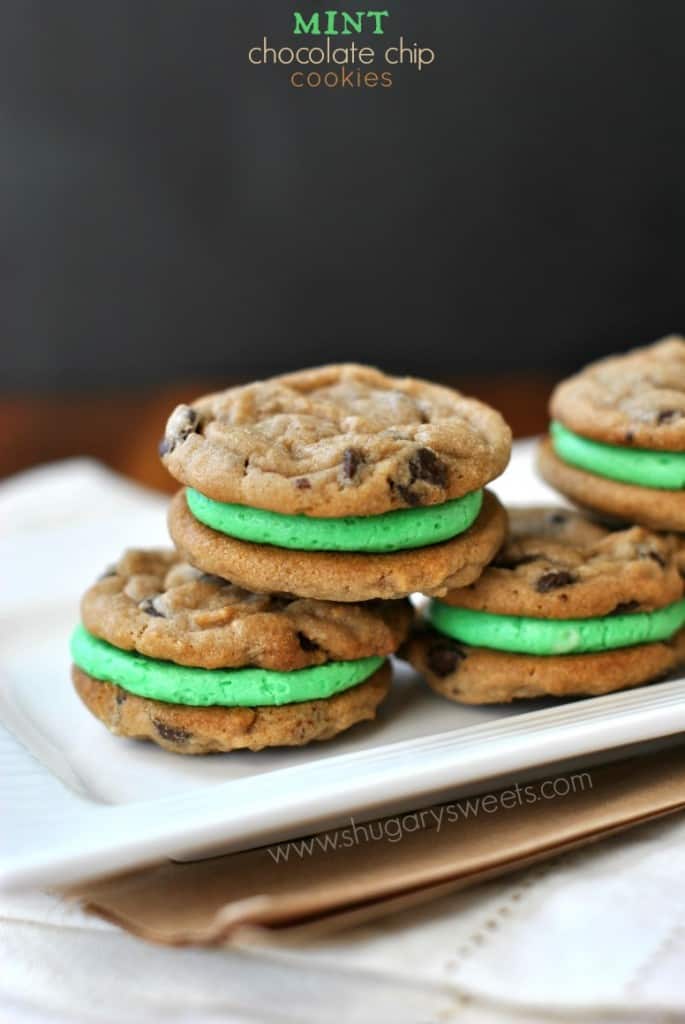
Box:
[3, 451, 685, 1024]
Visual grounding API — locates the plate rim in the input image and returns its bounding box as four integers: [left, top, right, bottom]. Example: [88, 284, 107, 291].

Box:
[4, 673, 685, 891]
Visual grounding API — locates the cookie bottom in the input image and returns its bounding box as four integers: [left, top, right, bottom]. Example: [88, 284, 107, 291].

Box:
[168, 488, 507, 601]
[72, 662, 390, 754]
[538, 438, 685, 531]
[404, 630, 684, 704]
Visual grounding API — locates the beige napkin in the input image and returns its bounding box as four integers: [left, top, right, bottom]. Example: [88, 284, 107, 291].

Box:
[65, 741, 685, 946]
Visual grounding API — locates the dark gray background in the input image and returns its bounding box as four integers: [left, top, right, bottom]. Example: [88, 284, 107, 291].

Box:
[2, 1, 683, 391]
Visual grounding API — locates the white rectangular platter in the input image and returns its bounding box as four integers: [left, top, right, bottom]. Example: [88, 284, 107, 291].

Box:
[3, 446, 685, 890]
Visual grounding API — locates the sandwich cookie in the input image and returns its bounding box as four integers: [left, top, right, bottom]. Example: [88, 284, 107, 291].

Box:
[71, 549, 411, 753]
[539, 336, 685, 530]
[161, 363, 511, 600]
[404, 507, 685, 703]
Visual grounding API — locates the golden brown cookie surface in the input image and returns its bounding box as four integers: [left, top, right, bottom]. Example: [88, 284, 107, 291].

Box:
[72, 662, 390, 753]
[538, 438, 685, 532]
[82, 548, 412, 670]
[403, 629, 683, 704]
[550, 336, 685, 450]
[440, 505, 683, 619]
[160, 364, 511, 516]
[403, 505, 685, 704]
[168, 488, 508, 601]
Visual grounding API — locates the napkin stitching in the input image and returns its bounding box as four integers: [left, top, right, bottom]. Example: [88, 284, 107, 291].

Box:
[442, 863, 555, 977]
[624, 922, 685, 997]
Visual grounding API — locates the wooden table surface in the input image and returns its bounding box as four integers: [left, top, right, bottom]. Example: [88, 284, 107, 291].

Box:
[0, 375, 555, 491]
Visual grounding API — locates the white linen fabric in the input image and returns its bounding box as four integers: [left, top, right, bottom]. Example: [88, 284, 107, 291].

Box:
[2, 450, 685, 1024]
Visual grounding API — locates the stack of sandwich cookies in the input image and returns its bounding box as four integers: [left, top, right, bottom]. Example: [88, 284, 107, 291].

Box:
[162, 364, 511, 601]
[71, 550, 412, 753]
[404, 508, 685, 703]
[539, 337, 685, 530]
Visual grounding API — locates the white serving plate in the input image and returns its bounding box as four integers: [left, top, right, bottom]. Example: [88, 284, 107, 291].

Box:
[3, 447, 685, 891]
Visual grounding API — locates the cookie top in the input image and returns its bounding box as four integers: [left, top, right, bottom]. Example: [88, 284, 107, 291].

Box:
[159, 364, 511, 517]
[440, 506, 683, 619]
[550, 336, 685, 450]
[81, 549, 412, 670]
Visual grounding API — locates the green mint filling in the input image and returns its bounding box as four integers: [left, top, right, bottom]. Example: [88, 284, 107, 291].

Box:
[70, 625, 383, 706]
[428, 598, 685, 656]
[551, 421, 685, 490]
[186, 487, 483, 552]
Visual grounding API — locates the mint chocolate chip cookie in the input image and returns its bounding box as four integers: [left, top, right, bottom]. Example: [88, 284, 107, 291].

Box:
[403, 507, 685, 703]
[168, 487, 507, 601]
[160, 364, 511, 600]
[538, 337, 685, 530]
[71, 549, 411, 753]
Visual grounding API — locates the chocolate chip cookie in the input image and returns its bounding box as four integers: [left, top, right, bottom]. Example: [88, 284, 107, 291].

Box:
[160, 364, 511, 600]
[72, 548, 411, 753]
[160, 364, 511, 516]
[403, 507, 685, 703]
[72, 666, 391, 756]
[168, 487, 508, 601]
[538, 337, 685, 530]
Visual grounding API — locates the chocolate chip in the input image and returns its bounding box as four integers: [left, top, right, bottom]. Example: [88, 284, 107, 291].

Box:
[493, 553, 541, 570]
[295, 477, 311, 489]
[625, 430, 635, 444]
[408, 447, 448, 488]
[657, 409, 680, 425]
[388, 477, 423, 507]
[160, 404, 200, 455]
[115, 691, 127, 705]
[296, 631, 319, 651]
[427, 641, 466, 677]
[536, 570, 577, 592]
[396, 483, 422, 506]
[342, 447, 364, 480]
[139, 596, 165, 617]
[548, 512, 567, 525]
[611, 600, 640, 615]
[638, 545, 666, 567]
[153, 719, 192, 744]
